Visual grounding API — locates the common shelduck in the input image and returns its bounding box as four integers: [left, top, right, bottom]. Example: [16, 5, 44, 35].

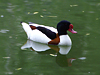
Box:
[21, 20, 77, 45]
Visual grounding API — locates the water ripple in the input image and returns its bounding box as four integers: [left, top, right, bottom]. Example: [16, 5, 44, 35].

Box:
[0, 29, 9, 33]
[78, 57, 86, 60]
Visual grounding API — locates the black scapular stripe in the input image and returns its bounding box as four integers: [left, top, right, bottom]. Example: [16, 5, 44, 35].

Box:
[36, 26, 56, 40]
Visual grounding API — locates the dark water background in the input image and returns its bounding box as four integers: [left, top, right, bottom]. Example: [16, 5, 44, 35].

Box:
[0, 0, 100, 75]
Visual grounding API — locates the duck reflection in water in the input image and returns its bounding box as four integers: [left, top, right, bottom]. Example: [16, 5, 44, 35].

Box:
[21, 40, 76, 67]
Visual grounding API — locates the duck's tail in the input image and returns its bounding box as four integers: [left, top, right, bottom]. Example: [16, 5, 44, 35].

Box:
[21, 22, 32, 39]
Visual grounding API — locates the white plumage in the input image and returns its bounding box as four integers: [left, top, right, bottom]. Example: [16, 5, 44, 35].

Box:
[21, 20, 77, 46]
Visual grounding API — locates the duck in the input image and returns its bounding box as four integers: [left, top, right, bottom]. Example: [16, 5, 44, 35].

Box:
[21, 20, 77, 46]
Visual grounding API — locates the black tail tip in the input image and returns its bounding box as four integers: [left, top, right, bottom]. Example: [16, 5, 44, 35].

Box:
[20, 21, 23, 23]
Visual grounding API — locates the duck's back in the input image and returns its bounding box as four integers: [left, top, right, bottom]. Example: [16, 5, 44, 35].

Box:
[22, 22, 58, 44]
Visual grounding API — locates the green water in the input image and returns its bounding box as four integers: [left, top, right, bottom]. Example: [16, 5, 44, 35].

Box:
[0, 0, 100, 75]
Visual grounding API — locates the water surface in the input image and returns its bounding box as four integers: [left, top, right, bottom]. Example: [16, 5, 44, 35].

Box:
[0, 0, 100, 75]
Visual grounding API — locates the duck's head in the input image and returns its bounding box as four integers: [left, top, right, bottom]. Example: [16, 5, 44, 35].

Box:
[57, 20, 77, 35]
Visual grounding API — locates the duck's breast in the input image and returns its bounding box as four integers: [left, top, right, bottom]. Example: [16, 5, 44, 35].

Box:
[58, 35, 72, 46]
